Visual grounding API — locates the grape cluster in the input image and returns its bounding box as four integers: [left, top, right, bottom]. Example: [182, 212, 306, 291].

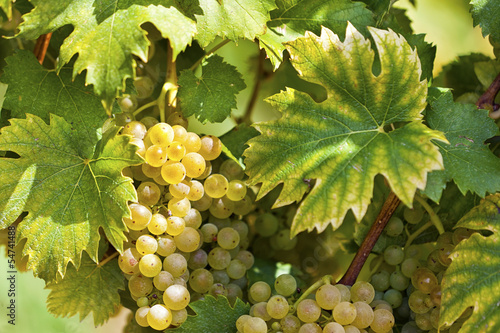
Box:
[115, 114, 256, 330]
[237, 275, 395, 333]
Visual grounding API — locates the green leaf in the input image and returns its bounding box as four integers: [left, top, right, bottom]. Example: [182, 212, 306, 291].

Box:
[0, 116, 142, 282]
[220, 123, 260, 163]
[405, 34, 436, 82]
[470, 0, 500, 43]
[423, 88, 500, 201]
[194, 0, 277, 47]
[245, 24, 446, 235]
[178, 55, 246, 123]
[169, 295, 250, 333]
[440, 194, 500, 332]
[0, 0, 12, 18]
[46, 251, 125, 326]
[1, 50, 107, 147]
[17, 0, 196, 110]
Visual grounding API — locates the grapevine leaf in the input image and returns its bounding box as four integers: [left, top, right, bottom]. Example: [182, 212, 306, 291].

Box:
[259, 0, 374, 70]
[440, 194, 500, 332]
[178, 55, 246, 123]
[220, 123, 259, 163]
[1, 50, 107, 148]
[423, 88, 500, 201]
[17, 0, 196, 110]
[470, 0, 500, 43]
[0, 0, 11, 18]
[169, 295, 250, 333]
[404, 34, 436, 82]
[244, 24, 446, 235]
[0, 116, 141, 282]
[46, 251, 125, 326]
[359, 0, 391, 18]
[194, 0, 277, 47]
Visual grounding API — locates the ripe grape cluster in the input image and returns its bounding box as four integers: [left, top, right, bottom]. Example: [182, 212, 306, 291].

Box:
[115, 112, 256, 330]
[237, 275, 395, 333]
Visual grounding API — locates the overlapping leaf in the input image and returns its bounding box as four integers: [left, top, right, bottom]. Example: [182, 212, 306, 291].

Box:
[470, 0, 500, 43]
[440, 194, 500, 332]
[423, 88, 500, 202]
[169, 296, 250, 333]
[0, 116, 141, 282]
[46, 249, 125, 326]
[178, 55, 246, 123]
[0, 0, 12, 18]
[194, 0, 276, 47]
[17, 0, 196, 110]
[245, 24, 446, 235]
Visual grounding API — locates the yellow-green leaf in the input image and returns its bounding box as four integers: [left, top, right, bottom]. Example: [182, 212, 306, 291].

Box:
[440, 194, 500, 332]
[244, 24, 446, 235]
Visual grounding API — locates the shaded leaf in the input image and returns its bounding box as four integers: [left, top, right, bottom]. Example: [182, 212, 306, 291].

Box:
[470, 0, 500, 43]
[220, 123, 259, 163]
[0, 0, 11, 18]
[17, 0, 196, 110]
[423, 88, 500, 201]
[178, 55, 246, 123]
[169, 295, 250, 333]
[0, 116, 141, 282]
[245, 24, 446, 235]
[440, 194, 500, 332]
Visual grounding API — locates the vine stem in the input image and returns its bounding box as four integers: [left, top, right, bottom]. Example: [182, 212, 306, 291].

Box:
[476, 72, 500, 117]
[133, 100, 158, 117]
[236, 48, 265, 125]
[33, 33, 52, 64]
[404, 220, 433, 248]
[292, 275, 332, 309]
[188, 39, 231, 72]
[413, 195, 444, 235]
[338, 191, 401, 286]
[98, 251, 119, 267]
[159, 40, 178, 122]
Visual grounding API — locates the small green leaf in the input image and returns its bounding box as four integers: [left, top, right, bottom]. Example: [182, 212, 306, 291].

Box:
[178, 55, 246, 123]
[245, 24, 446, 235]
[220, 123, 259, 163]
[169, 295, 250, 333]
[46, 251, 125, 326]
[423, 88, 500, 201]
[17, 0, 196, 110]
[0, 116, 142, 282]
[0, 0, 12, 18]
[194, 0, 277, 47]
[440, 194, 500, 332]
[470, 0, 500, 43]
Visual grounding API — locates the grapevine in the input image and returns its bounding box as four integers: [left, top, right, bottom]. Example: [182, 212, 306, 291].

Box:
[0, 1, 500, 333]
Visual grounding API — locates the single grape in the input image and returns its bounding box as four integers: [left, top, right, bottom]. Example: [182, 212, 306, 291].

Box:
[124, 203, 152, 231]
[332, 301, 357, 325]
[384, 216, 404, 237]
[181, 152, 206, 178]
[243, 316, 267, 333]
[217, 227, 240, 250]
[163, 253, 187, 277]
[383, 245, 404, 266]
[139, 253, 162, 277]
[171, 308, 188, 326]
[128, 274, 153, 297]
[370, 270, 391, 292]
[408, 290, 432, 314]
[147, 304, 172, 331]
[254, 213, 279, 237]
[335, 284, 351, 302]
[147, 213, 168, 235]
[275, 274, 298, 297]
[351, 281, 375, 303]
[136, 235, 158, 255]
[411, 267, 438, 294]
[169, 181, 191, 199]
[204, 174, 229, 198]
[163, 284, 190, 310]
[187, 248, 208, 270]
[403, 204, 424, 224]
[226, 259, 247, 280]
[389, 270, 410, 291]
[184, 132, 202, 153]
[298, 323, 322, 333]
[134, 76, 154, 99]
[140, 116, 159, 130]
[250, 301, 271, 321]
[199, 135, 222, 161]
[156, 235, 176, 257]
[167, 112, 188, 128]
[209, 196, 234, 219]
[161, 161, 186, 185]
[236, 315, 252, 333]
[219, 159, 245, 181]
[297, 299, 322, 323]
[351, 301, 374, 329]
[370, 308, 395, 333]
[209, 282, 228, 298]
[208, 247, 232, 270]
[135, 306, 150, 327]
[401, 258, 421, 278]
[280, 314, 301, 333]
[149, 123, 175, 146]
[118, 247, 141, 275]
[122, 120, 147, 139]
[174, 227, 201, 252]
[323, 322, 345, 333]
[189, 268, 214, 294]
[200, 223, 218, 243]
[226, 180, 247, 201]
[249, 281, 272, 303]
[166, 216, 186, 236]
[187, 180, 204, 201]
[383, 289, 403, 308]
[168, 197, 191, 217]
[153, 270, 174, 291]
[316, 283, 341, 310]
[145, 145, 168, 167]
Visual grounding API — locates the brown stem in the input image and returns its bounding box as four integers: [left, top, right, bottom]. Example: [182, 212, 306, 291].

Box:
[338, 191, 401, 286]
[476, 72, 500, 111]
[238, 48, 265, 125]
[33, 33, 52, 65]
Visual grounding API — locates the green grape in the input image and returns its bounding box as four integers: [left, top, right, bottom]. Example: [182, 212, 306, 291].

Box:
[188, 248, 208, 270]
[415, 311, 432, 330]
[210, 216, 231, 229]
[437, 243, 455, 267]
[194, 160, 212, 180]
[343, 325, 361, 333]
[134, 76, 154, 99]
[131, 164, 150, 181]
[169, 181, 191, 198]
[128, 274, 153, 297]
[172, 125, 187, 143]
[161, 161, 186, 185]
[149, 122, 175, 147]
[254, 213, 279, 237]
[370, 270, 390, 292]
[199, 135, 222, 161]
[167, 112, 188, 128]
[208, 247, 231, 270]
[316, 283, 341, 310]
[298, 323, 322, 333]
[139, 254, 162, 277]
[200, 223, 218, 243]
[452, 227, 475, 245]
[403, 204, 424, 224]
[404, 244, 422, 259]
[411, 267, 438, 293]
[153, 174, 170, 186]
[147, 213, 168, 235]
[166, 216, 186, 236]
[217, 227, 240, 250]
[250, 301, 271, 321]
[124, 203, 152, 231]
[323, 322, 345, 333]
[171, 308, 188, 326]
[204, 174, 229, 199]
[383, 289, 402, 308]
[219, 159, 245, 181]
[429, 307, 440, 329]
[408, 290, 432, 314]
[332, 301, 357, 325]
[147, 304, 172, 331]
[297, 299, 322, 323]
[227, 283, 243, 306]
[351, 301, 374, 329]
[168, 197, 191, 217]
[137, 181, 162, 206]
[128, 139, 145, 160]
[186, 180, 204, 201]
[383, 245, 404, 266]
[184, 132, 202, 153]
[271, 322, 281, 331]
[426, 249, 446, 273]
[236, 314, 252, 332]
[145, 145, 168, 167]
[266, 295, 290, 320]
[128, 228, 149, 241]
[136, 235, 158, 255]
[231, 220, 249, 239]
[400, 321, 421, 333]
[191, 192, 213, 211]
[189, 268, 214, 293]
[436, 231, 454, 247]
[209, 283, 228, 298]
[335, 284, 351, 302]
[370, 309, 394, 333]
[166, 141, 186, 161]
[209, 196, 235, 219]
[430, 285, 442, 306]
[153, 270, 174, 291]
[384, 216, 404, 237]
[140, 116, 159, 130]
[135, 306, 150, 327]
[156, 235, 176, 257]
[181, 152, 206, 178]
[211, 269, 230, 285]
[249, 281, 272, 303]
[370, 300, 392, 312]
[117, 97, 137, 113]
[275, 274, 297, 297]
[142, 162, 162, 179]
[351, 281, 375, 303]
[163, 284, 190, 310]
[280, 314, 301, 333]
[401, 258, 421, 278]
[174, 227, 201, 252]
[226, 259, 247, 279]
[243, 316, 267, 333]
[118, 247, 141, 275]
[226, 180, 247, 201]
[233, 194, 254, 216]
[122, 120, 147, 139]
[270, 229, 298, 251]
[163, 253, 187, 277]
[389, 270, 410, 291]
